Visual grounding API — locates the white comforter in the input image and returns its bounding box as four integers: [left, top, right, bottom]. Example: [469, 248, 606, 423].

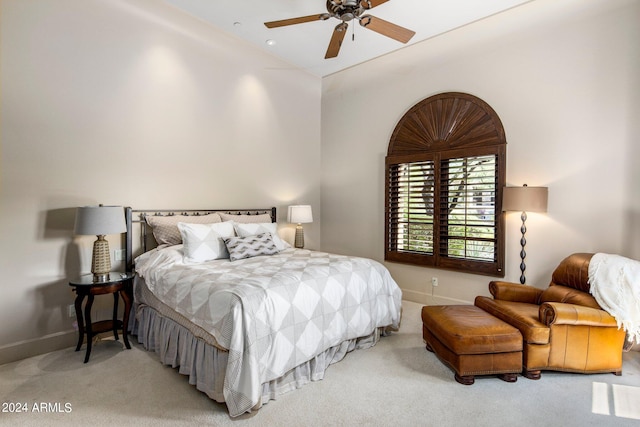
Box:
[135, 246, 402, 416]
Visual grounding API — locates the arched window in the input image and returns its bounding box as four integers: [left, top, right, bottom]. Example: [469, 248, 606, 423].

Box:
[385, 92, 506, 276]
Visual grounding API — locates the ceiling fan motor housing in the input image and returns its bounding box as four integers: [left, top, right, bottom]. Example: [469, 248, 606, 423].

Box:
[327, 0, 365, 22]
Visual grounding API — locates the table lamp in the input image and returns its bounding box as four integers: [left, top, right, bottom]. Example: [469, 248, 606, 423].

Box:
[502, 184, 548, 284]
[287, 205, 313, 249]
[74, 205, 126, 281]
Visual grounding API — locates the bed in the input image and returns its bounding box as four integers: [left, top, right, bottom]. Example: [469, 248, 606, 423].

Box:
[124, 207, 402, 417]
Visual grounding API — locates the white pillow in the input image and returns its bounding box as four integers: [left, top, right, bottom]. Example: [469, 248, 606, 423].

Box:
[146, 213, 222, 247]
[233, 222, 290, 251]
[178, 221, 235, 262]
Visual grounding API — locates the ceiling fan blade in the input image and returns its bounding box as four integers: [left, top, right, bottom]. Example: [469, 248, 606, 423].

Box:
[360, 0, 390, 9]
[325, 23, 348, 59]
[359, 15, 415, 44]
[265, 13, 329, 28]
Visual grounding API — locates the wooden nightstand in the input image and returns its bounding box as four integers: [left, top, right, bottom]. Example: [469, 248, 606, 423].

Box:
[68, 272, 134, 363]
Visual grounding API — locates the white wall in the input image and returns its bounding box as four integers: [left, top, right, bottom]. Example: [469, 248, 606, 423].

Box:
[321, 0, 640, 305]
[0, 0, 321, 364]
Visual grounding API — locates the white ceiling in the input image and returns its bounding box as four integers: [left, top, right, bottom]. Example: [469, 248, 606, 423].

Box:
[164, 0, 532, 77]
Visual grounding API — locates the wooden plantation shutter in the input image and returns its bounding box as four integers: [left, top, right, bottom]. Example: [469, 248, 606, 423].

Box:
[388, 159, 435, 256]
[385, 93, 506, 276]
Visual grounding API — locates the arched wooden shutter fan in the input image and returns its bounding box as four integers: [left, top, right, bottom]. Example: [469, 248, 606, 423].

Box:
[388, 92, 506, 156]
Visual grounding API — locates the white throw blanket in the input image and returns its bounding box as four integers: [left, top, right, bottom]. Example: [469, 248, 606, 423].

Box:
[588, 253, 640, 345]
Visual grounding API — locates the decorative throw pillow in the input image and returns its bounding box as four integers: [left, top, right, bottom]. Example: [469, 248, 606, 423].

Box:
[233, 222, 290, 250]
[146, 213, 222, 247]
[218, 212, 273, 224]
[223, 233, 279, 261]
[178, 221, 235, 262]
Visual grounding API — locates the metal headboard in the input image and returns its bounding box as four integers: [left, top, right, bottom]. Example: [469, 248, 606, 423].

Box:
[124, 207, 277, 272]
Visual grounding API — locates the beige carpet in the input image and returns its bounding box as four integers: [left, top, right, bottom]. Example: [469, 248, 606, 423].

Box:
[1, 300, 639, 427]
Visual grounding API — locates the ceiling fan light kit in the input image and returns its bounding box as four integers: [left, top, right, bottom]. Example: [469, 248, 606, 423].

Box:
[264, 0, 415, 59]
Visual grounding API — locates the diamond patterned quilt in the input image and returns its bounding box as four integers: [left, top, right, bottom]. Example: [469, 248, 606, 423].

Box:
[135, 246, 402, 416]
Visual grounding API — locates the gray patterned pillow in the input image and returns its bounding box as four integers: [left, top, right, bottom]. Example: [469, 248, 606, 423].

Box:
[223, 233, 279, 261]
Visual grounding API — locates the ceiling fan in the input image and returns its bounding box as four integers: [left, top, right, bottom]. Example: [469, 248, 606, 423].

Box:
[264, 0, 415, 59]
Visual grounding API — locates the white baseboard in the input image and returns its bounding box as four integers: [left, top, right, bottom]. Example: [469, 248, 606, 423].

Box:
[402, 289, 472, 306]
[0, 331, 77, 366]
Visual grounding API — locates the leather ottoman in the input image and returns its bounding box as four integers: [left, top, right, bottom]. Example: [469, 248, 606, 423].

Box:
[421, 305, 523, 385]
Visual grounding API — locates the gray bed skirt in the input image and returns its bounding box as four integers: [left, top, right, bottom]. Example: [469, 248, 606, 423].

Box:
[133, 304, 383, 412]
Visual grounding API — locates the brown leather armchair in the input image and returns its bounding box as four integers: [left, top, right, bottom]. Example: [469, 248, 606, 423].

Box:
[475, 253, 626, 379]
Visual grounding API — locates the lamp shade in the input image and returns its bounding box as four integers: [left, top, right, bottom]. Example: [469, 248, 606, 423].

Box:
[502, 186, 548, 213]
[287, 205, 313, 224]
[74, 205, 126, 236]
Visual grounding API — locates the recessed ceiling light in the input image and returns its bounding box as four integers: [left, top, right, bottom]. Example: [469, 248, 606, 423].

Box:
[265, 39, 276, 46]
[233, 21, 242, 27]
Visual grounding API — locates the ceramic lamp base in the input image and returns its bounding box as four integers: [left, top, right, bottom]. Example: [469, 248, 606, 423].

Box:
[91, 235, 111, 281]
[294, 224, 305, 249]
